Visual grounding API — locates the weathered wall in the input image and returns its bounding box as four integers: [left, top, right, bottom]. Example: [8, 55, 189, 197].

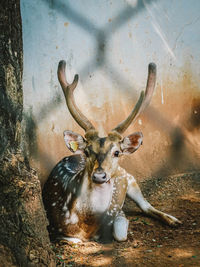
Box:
[21, 0, 200, 186]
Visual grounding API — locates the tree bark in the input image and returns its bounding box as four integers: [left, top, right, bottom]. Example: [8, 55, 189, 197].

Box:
[0, 1, 56, 266]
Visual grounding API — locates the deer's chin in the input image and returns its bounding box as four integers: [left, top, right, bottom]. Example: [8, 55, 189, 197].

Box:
[93, 179, 106, 184]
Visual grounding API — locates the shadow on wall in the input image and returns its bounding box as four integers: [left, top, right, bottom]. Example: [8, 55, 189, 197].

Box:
[23, 0, 157, 184]
[23, 71, 200, 188]
[42, 0, 158, 95]
[23, 0, 200, 186]
[22, 91, 63, 182]
[141, 97, 200, 195]
[139, 89, 200, 193]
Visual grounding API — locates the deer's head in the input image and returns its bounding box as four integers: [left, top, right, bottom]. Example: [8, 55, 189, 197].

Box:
[58, 61, 156, 184]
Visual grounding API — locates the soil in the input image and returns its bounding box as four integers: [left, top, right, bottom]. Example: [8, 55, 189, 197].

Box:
[53, 172, 200, 267]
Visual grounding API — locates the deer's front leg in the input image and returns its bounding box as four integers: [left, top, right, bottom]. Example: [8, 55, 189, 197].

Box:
[126, 173, 182, 226]
[101, 175, 130, 242]
[113, 211, 129, 242]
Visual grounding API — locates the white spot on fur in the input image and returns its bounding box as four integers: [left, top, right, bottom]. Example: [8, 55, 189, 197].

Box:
[54, 192, 58, 195]
[66, 193, 72, 203]
[128, 177, 133, 186]
[64, 164, 74, 173]
[62, 202, 68, 212]
[71, 174, 77, 181]
[52, 202, 56, 207]
[65, 210, 70, 218]
[73, 187, 76, 193]
[54, 182, 58, 186]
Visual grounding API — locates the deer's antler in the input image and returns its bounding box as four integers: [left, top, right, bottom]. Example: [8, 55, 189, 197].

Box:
[112, 63, 156, 134]
[58, 60, 95, 132]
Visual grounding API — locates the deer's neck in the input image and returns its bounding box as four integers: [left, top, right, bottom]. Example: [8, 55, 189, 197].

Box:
[77, 169, 114, 214]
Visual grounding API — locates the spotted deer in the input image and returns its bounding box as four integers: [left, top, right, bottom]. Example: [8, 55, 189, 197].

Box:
[42, 60, 181, 243]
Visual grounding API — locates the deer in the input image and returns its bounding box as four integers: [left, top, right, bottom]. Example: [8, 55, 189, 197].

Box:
[42, 60, 181, 243]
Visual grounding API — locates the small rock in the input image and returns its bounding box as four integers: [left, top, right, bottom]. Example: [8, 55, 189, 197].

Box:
[146, 250, 153, 253]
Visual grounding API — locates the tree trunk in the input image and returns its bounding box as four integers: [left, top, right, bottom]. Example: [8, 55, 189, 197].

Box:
[0, 1, 56, 266]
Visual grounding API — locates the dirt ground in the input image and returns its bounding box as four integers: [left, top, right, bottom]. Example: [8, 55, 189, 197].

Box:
[53, 172, 200, 267]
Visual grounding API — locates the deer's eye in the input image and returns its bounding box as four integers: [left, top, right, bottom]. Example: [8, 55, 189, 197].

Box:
[114, 150, 120, 157]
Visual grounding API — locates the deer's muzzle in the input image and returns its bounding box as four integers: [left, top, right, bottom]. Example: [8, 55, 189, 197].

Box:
[92, 169, 107, 184]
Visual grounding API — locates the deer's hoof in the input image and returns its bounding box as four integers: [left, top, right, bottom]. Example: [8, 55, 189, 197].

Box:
[164, 214, 182, 227]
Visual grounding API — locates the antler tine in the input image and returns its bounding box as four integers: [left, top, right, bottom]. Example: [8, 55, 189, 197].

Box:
[112, 63, 156, 134]
[57, 60, 95, 132]
[142, 62, 157, 111]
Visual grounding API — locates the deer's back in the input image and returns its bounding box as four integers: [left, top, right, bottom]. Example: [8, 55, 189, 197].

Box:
[42, 154, 86, 228]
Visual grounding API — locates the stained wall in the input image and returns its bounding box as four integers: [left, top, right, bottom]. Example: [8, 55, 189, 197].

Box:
[21, 0, 200, 185]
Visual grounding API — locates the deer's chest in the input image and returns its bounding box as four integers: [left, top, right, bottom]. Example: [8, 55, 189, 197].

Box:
[61, 180, 114, 240]
[60, 176, 128, 240]
[76, 179, 114, 214]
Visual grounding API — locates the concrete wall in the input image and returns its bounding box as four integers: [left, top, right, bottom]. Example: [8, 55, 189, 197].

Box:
[21, 0, 200, 186]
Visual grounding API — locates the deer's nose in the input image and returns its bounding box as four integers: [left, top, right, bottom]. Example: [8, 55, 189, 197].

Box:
[92, 169, 107, 184]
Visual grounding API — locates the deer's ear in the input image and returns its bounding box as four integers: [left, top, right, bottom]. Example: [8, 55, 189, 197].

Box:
[63, 130, 86, 153]
[120, 132, 143, 154]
